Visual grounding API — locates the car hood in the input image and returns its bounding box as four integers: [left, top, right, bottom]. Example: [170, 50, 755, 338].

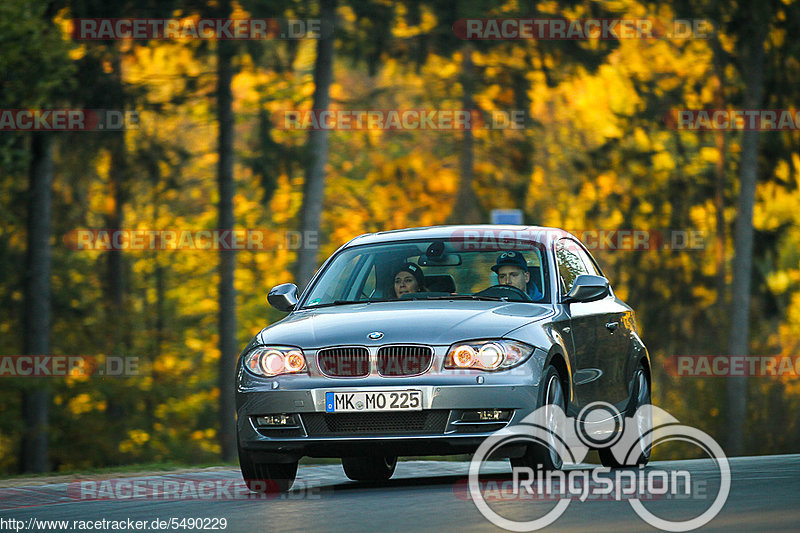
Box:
[257, 300, 553, 348]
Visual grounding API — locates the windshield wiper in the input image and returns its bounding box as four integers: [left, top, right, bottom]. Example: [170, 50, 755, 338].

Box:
[305, 295, 508, 308]
[304, 299, 391, 309]
[420, 294, 506, 302]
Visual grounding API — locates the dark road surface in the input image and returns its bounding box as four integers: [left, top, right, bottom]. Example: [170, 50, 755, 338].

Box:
[1, 454, 798, 532]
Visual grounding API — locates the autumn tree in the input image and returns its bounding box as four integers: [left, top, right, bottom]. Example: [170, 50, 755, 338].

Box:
[0, 0, 74, 472]
[295, 0, 338, 290]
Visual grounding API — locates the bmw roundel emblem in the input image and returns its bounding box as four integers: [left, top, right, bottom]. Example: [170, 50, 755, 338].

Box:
[367, 331, 384, 340]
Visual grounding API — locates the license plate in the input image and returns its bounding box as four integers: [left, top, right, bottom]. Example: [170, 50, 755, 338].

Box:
[325, 390, 422, 413]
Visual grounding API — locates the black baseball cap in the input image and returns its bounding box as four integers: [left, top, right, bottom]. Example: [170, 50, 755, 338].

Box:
[491, 251, 528, 273]
[394, 262, 425, 286]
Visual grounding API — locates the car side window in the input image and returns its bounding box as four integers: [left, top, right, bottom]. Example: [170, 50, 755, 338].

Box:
[555, 240, 590, 293]
[572, 245, 601, 277]
[328, 253, 365, 301]
[361, 264, 376, 298]
[344, 256, 376, 301]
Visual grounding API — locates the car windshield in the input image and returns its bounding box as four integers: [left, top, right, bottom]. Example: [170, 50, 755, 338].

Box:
[301, 238, 550, 308]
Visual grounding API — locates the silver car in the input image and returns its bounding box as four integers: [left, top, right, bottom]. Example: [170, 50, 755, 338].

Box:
[236, 225, 651, 492]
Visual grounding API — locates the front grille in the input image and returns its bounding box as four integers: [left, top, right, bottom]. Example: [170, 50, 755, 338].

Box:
[377, 345, 433, 376]
[317, 347, 370, 377]
[302, 410, 450, 436]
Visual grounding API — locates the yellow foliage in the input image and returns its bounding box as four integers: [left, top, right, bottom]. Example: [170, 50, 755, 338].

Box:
[6, 0, 796, 472]
[119, 429, 150, 454]
[68, 393, 105, 416]
[768, 271, 792, 295]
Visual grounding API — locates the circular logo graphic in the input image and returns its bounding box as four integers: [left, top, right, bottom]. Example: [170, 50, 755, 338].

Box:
[367, 331, 384, 340]
[468, 402, 730, 532]
[575, 401, 622, 448]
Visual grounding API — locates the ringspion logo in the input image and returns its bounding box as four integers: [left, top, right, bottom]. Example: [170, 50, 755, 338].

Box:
[468, 403, 729, 531]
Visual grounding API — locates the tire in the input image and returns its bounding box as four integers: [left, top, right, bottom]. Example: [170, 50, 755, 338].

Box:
[510, 365, 566, 471]
[598, 365, 651, 468]
[341, 455, 397, 481]
[238, 443, 298, 493]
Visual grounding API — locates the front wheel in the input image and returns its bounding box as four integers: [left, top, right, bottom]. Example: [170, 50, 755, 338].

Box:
[598, 365, 651, 467]
[511, 365, 566, 471]
[342, 455, 397, 481]
[238, 443, 298, 493]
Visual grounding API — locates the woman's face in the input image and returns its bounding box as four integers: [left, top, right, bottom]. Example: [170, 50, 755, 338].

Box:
[394, 271, 419, 297]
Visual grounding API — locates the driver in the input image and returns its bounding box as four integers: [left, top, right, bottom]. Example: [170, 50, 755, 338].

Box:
[393, 262, 426, 298]
[491, 251, 543, 301]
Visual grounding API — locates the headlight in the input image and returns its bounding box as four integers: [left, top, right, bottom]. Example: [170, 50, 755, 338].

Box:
[452, 345, 476, 367]
[243, 346, 307, 377]
[445, 340, 534, 371]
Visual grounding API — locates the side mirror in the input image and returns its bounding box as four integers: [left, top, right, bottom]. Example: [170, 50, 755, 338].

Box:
[268, 283, 298, 312]
[563, 275, 610, 304]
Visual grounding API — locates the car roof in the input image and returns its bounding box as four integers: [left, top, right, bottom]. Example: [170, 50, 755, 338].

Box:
[343, 224, 573, 248]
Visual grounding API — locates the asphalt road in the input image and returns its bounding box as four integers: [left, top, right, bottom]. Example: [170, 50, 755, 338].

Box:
[1, 454, 798, 532]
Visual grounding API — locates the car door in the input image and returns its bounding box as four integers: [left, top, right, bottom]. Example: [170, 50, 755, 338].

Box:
[555, 238, 595, 411]
[555, 239, 625, 411]
[564, 240, 630, 410]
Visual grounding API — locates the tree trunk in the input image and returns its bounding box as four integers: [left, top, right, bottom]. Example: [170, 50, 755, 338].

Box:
[725, 9, 768, 456]
[216, 22, 237, 462]
[21, 132, 54, 473]
[107, 134, 126, 341]
[448, 44, 481, 224]
[106, 52, 127, 347]
[105, 129, 127, 446]
[294, 0, 336, 291]
[711, 36, 727, 312]
[511, 56, 533, 213]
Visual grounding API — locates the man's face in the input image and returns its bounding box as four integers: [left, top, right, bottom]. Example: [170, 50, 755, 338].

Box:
[496, 265, 529, 291]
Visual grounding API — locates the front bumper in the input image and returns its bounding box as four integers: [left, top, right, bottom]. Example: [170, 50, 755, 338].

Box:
[236, 362, 544, 461]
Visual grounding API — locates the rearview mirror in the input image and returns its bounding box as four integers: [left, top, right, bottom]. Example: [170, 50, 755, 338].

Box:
[268, 283, 298, 312]
[417, 253, 462, 266]
[563, 275, 610, 304]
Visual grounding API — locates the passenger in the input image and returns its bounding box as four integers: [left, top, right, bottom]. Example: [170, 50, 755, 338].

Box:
[393, 262, 426, 298]
[491, 251, 543, 301]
